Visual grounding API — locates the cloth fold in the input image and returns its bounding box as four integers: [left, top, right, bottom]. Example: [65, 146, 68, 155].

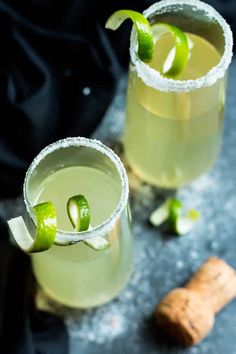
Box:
[0, 0, 123, 197]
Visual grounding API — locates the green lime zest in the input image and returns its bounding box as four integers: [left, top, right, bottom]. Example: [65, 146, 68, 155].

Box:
[67, 194, 90, 231]
[8, 194, 109, 253]
[8, 202, 57, 253]
[105, 9, 190, 77]
[150, 198, 200, 235]
[105, 9, 154, 63]
[152, 23, 190, 77]
[67, 194, 109, 251]
[168, 198, 183, 231]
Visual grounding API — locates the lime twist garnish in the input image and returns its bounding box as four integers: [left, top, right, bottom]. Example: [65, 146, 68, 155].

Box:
[152, 23, 189, 77]
[8, 202, 57, 253]
[66, 194, 109, 250]
[150, 198, 200, 235]
[67, 194, 90, 232]
[105, 9, 190, 77]
[8, 194, 109, 253]
[105, 9, 154, 63]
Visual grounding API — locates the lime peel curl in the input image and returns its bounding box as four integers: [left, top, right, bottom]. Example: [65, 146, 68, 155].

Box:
[8, 202, 57, 253]
[67, 194, 90, 232]
[105, 9, 190, 77]
[8, 195, 110, 253]
[105, 9, 154, 63]
[67, 195, 110, 251]
[152, 23, 190, 77]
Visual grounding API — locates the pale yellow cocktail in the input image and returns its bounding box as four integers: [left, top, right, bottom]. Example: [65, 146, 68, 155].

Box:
[24, 138, 132, 308]
[124, 0, 233, 188]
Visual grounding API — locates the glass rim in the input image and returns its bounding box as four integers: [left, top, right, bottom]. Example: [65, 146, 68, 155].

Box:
[23, 137, 129, 243]
[130, 0, 233, 92]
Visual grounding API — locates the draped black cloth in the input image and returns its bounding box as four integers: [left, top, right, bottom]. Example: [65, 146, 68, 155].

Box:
[0, 216, 68, 354]
[0, 1, 234, 354]
[0, 0, 124, 198]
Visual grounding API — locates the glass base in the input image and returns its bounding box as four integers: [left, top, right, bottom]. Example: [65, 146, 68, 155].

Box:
[35, 265, 133, 310]
[125, 153, 216, 189]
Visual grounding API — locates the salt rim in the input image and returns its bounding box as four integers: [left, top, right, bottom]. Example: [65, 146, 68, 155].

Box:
[130, 0, 233, 92]
[23, 137, 129, 243]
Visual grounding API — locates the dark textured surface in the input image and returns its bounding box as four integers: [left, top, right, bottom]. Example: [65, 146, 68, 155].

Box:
[67, 57, 236, 354]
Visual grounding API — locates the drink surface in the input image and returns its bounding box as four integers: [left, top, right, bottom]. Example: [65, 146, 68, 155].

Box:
[125, 32, 225, 188]
[151, 32, 220, 81]
[35, 166, 121, 231]
[32, 166, 132, 308]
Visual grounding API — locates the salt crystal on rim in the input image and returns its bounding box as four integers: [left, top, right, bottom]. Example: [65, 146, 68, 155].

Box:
[23, 137, 129, 243]
[130, 0, 233, 92]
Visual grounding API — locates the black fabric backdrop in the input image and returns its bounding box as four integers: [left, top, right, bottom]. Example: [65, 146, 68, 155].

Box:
[0, 0, 155, 198]
[0, 1, 235, 354]
[0, 220, 68, 354]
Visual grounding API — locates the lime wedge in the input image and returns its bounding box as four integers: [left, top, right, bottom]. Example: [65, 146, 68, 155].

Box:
[168, 200, 200, 235]
[149, 199, 170, 226]
[175, 209, 200, 235]
[67, 194, 90, 231]
[8, 202, 57, 253]
[168, 198, 182, 229]
[150, 198, 200, 235]
[105, 9, 154, 63]
[152, 23, 189, 77]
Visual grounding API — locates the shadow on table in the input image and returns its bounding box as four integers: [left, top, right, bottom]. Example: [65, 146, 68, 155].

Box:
[141, 314, 185, 351]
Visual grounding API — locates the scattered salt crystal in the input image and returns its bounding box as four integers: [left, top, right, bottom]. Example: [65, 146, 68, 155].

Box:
[208, 223, 216, 232]
[82, 87, 91, 96]
[123, 291, 134, 300]
[176, 260, 185, 269]
[66, 302, 131, 343]
[210, 241, 219, 251]
[190, 250, 199, 260]
[191, 348, 199, 354]
[109, 125, 119, 134]
[191, 174, 218, 193]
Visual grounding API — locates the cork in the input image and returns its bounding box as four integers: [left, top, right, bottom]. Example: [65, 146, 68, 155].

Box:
[155, 257, 236, 346]
[186, 257, 236, 314]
